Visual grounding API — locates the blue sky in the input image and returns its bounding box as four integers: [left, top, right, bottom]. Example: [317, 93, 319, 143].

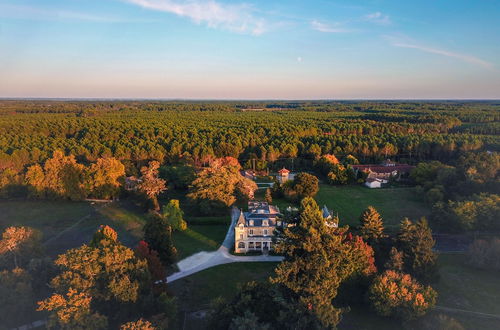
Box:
[0, 0, 499, 99]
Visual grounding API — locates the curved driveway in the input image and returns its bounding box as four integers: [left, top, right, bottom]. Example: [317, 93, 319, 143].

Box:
[166, 207, 283, 283]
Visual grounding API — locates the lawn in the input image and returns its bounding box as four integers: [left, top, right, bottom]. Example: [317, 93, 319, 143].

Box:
[430, 253, 500, 329]
[169, 262, 278, 329]
[314, 184, 430, 230]
[172, 224, 228, 259]
[0, 200, 147, 256]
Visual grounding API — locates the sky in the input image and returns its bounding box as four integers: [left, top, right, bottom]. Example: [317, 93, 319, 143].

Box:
[0, 0, 499, 99]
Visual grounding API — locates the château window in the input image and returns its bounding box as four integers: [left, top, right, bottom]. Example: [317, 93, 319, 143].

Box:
[249, 229, 254, 236]
[249, 220, 254, 226]
[240, 234, 243, 239]
[264, 229, 268, 236]
[263, 220, 268, 226]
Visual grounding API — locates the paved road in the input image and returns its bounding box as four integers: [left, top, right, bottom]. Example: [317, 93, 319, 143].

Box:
[166, 207, 283, 283]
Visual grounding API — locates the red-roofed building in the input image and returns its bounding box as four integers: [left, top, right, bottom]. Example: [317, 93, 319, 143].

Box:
[278, 168, 290, 176]
[352, 160, 414, 187]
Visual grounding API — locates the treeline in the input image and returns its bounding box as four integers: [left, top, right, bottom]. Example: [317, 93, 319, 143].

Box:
[0, 102, 498, 175]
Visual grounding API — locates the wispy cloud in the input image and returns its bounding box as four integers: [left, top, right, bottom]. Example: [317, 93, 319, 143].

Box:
[310, 20, 350, 33]
[393, 42, 493, 68]
[123, 0, 267, 35]
[0, 4, 141, 23]
[364, 12, 391, 25]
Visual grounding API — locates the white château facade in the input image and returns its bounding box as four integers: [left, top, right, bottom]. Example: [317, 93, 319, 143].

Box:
[234, 201, 336, 253]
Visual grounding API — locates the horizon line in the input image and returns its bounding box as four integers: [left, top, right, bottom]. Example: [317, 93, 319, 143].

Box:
[1, 97, 499, 102]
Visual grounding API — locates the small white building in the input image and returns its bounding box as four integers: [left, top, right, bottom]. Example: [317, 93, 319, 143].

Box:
[365, 178, 384, 188]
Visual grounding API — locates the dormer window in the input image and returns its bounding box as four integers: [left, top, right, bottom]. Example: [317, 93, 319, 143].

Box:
[263, 220, 268, 226]
[249, 220, 254, 226]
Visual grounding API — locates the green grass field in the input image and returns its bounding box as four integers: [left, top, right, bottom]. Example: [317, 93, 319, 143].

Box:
[0, 199, 229, 260]
[173, 224, 228, 259]
[0, 200, 147, 256]
[314, 184, 430, 230]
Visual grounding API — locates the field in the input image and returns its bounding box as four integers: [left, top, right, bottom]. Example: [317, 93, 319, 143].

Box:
[0, 200, 228, 259]
[315, 184, 430, 230]
[0, 200, 147, 257]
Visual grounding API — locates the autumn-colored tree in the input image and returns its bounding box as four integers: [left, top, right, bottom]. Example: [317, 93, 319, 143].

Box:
[143, 213, 177, 265]
[359, 206, 387, 243]
[44, 227, 150, 310]
[271, 198, 358, 328]
[347, 235, 378, 277]
[25, 163, 45, 198]
[397, 218, 438, 282]
[0, 226, 42, 268]
[120, 319, 156, 330]
[0, 268, 35, 328]
[25, 150, 87, 200]
[323, 154, 340, 165]
[163, 199, 187, 231]
[89, 157, 125, 199]
[265, 188, 273, 204]
[368, 270, 437, 320]
[38, 288, 108, 330]
[135, 240, 167, 291]
[89, 225, 118, 247]
[188, 158, 257, 214]
[138, 161, 167, 210]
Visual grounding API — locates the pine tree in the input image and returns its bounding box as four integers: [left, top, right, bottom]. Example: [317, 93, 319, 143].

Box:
[265, 188, 272, 204]
[359, 206, 386, 242]
[397, 217, 437, 282]
[271, 197, 355, 328]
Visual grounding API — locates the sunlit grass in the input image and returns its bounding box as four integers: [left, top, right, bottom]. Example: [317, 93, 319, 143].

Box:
[95, 203, 146, 240]
[173, 225, 227, 259]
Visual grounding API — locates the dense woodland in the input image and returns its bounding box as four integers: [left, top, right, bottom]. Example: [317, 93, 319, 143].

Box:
[1, 101, 499, 174]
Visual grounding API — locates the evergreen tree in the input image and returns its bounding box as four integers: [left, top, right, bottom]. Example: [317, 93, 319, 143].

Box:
[397, 217, 438, 282]
[143, 213, 177, 265]
[359, 206, 386, 243]
[162, 200, 187, 231]
[271, 197, 356, 328]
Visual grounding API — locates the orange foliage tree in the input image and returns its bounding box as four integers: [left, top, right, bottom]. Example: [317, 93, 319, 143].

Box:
[368, 270, 437, 320]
